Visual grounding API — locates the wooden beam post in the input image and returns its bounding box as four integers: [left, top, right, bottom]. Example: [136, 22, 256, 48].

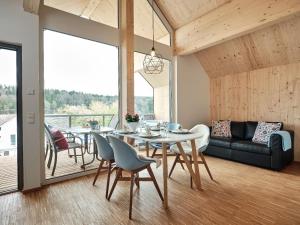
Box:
[119, 0, 134, 127]
[23, 0, 41, 14]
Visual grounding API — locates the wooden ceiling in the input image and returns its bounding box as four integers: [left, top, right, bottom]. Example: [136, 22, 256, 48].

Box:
[196, 14, 300, 78]
[43, 0, 170, 45]
[155, 0, 230, 29]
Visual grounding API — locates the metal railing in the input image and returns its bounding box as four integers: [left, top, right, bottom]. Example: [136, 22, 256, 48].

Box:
[45, 113, 116, 128]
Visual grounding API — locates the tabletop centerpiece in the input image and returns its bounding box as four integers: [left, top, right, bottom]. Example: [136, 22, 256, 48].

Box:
[87, 119, 99, 130]
[125, 113, 140, 132]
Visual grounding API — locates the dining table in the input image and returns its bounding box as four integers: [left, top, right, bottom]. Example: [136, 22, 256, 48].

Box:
[63, 126, 114, 169]
[114, 130, 203, 209]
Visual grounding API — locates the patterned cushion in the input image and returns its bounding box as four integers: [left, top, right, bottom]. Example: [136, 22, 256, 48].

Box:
[252, 121, 282, 144]
[211, 120, 232, 138]
[50, 128, 69, 150]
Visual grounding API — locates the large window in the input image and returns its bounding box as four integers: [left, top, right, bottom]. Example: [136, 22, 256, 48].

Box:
[134, 52, 170, 121]
[44, 30, 119, 179]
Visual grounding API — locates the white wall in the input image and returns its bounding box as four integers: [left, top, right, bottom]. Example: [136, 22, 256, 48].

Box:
[176, 54, 210, 129]
[0, 0, 40, 190]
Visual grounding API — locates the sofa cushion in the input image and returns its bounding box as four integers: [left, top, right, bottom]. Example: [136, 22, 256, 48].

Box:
[231, 121, 245, 139]
[209, 137, 232, 148]
[252, 121, 282, 144]
[231, 140, 271, 155]
[245, 121, 258, 140]
[211, 120, 232, 138]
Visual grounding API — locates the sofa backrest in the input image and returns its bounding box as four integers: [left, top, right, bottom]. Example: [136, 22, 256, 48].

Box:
[231, 121, 283, 140]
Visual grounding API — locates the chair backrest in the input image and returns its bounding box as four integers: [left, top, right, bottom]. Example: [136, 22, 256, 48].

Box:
[92, 132, 114, 161]
[44, 123, 58, 151]
[108, 135, 146, 171]
[167, 123, 181, 131]
[190, 124, 210, 152]
[108, 115, 119, 129]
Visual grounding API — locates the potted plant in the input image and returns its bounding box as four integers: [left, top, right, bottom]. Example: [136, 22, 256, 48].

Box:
[88, 119, 99, 130]
[125, 113, 140, 132]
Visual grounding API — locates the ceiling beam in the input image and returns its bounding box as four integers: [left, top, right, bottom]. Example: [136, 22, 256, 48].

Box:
[23, 0, 41, 14]
[175, 0, 300, 55]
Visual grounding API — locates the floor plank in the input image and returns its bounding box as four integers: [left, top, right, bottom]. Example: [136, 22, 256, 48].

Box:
[0, 156, 300, 225]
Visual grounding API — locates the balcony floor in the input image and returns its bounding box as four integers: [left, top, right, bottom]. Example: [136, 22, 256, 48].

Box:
[0, 148, 99, 194]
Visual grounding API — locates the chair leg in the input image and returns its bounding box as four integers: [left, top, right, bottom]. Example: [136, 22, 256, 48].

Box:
[178, 155, 185, 170]
[68, 149, 72, 158]
[105, 161, 112, 199]
[107, 168, 122, 200]
[73, 148, 77, 163]
[199, 152, 213, 180]
[80, 147, 85, 168]
[151, 148, 158, 158]
[93, 159, 105, 186]
[135, 172, 140, 188]
[147, 166, 164, 201]
[45, 144, 49, 160]
[47, 146, 53, 168]
[189, 155, 193, 189]
[51, 150, 58, 176]
[129, 172, 135, 220]
[169, 154, 179, 178]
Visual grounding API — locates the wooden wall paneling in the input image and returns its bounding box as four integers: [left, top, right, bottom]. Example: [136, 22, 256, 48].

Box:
[210, 63, 300, 161]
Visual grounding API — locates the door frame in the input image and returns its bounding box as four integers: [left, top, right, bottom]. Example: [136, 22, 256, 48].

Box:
[0, 42, 23, 191]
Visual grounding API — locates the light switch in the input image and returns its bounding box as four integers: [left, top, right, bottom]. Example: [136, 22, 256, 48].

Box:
[27, 89, 35, 95]
[27, 112, 35, 124]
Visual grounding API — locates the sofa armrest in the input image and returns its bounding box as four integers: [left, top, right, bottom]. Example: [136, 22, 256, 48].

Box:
[270, 130, 294, 170]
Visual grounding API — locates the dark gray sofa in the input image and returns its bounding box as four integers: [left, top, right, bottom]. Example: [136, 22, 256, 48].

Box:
[205, 121, 294, 170]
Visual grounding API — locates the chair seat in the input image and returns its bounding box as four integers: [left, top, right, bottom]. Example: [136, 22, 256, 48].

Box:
[170, 142, 193, 155]
[150, 142, 173, 149]
[58, 142, 82, 150]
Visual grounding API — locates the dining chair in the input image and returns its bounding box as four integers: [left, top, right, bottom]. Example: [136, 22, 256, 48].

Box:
[108, 114, 119, 129]
[92, 132, 115, 199]
[150, 122, 182, 159]
[107, 135, 164, 220]
[169, 124, 213, 188]
[44, 124, 85, 176]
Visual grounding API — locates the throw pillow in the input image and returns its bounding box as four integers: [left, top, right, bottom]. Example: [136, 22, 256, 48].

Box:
[252, 121, 282, 144]
[50, 128, 69, 150]
[211, 120, 232, 138]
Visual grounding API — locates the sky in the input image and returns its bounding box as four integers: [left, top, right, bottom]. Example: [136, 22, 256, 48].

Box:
[0, 30, 154, 97]
[43, 30, 153, 97]
[0, 49, 16, 85]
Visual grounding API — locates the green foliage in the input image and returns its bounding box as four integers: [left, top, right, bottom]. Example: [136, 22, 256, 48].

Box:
[0, 85, 154, 116]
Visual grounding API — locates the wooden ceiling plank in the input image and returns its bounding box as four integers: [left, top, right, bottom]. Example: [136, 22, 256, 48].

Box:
[81, 0, 102, 19]
[23, 0, 41, 14]
[175, 0, 300, 55]
[196, 15, 300, 78]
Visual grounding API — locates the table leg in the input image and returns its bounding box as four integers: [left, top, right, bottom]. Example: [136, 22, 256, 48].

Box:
[176, 142, 201, 190]
[162, 143, 168, 209]
[81, 137, 99, 169]
[191, 139, 202, 189]
[145, 142, 149, 157]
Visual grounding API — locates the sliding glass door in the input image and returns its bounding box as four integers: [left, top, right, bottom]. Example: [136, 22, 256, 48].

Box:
[0, 43, 22, 194]
[43, 30, 119, 179]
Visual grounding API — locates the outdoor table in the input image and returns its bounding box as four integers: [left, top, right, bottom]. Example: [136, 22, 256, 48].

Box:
[64, 127, 114, 168]
[115, 131, 203, 209]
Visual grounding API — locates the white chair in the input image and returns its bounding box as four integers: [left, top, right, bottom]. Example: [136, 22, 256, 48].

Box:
[169, 124, 213, 188]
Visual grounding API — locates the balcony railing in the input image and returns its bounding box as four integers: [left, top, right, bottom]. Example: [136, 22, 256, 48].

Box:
[45, 113, 116, 128]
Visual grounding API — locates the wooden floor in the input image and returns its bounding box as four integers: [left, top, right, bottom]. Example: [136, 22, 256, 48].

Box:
[0, 156, 300, 225]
